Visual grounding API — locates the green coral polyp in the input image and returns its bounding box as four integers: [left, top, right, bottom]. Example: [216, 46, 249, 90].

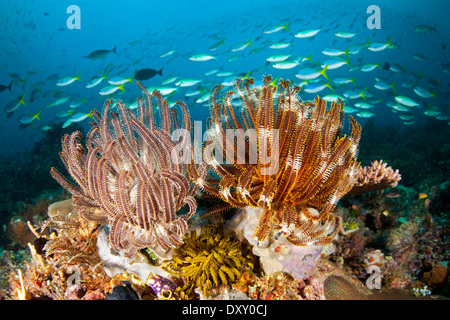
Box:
[164, 225, 255, 298]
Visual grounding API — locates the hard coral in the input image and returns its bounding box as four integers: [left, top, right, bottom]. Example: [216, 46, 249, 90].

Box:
[324, 275, 368, 300]
[350, 160, 401, 194]
[163, 224, 255, 298]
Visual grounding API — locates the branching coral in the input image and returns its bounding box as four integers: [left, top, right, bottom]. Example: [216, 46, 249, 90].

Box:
[198, 76, 361, 246]
[50, 84, 206, 257]
[349, 160, 401, 194]
[163, 224, 255, 298]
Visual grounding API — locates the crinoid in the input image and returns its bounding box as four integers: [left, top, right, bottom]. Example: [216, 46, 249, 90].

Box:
[50, 83, 207, 257]
[198, 76, 361, 246]
[163, 224, 255, 298]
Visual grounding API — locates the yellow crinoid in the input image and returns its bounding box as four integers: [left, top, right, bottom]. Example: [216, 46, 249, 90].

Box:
[198, 76, 361, 246]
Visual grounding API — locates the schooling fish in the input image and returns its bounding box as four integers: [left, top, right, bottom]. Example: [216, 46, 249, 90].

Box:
[323, 94, 346, 102]
[268, 42, 292, 49]
[196, 93, 211, 104]
[175, 79, 201, 87]
[343, 106, 358, 113]
[399, 114, 414, 121]
[413, 54, 428, 61]
[334, 31, 357, 38]
[160, 49, 176, 58]
[209, 38, 226, 51]
[5, 93, 26, 113]
[39, 124, 52, 131]
[395, 96, 420, 107]
[69, 98, 87, 109]
[424, 110, 441, 117]
[86, 75, 107, 89]
[332, 77, 355, 85]
[230, 38, 252, 52]
[343, 89, 366, 100]
[321, 48, 348, 57]
[389, 63, 405, 73]
[69, 111, 92, 123]
[185, 89, 202, 97]
[84, 46, 117, 60]
[108, 76, 133, 86]
[321, 57, 349, 70]
[99, 84, 126, 96]
[360, 63, 380, 72]
[56, 109, 73, 118]
[216, 71, 234, 77]
[374, 80, 396, 93]
[413, 86, 437, 99]
[57, 73, 81, 86]
[0, 81, 12, 93]
[266, 54, 291, 62]
[414, 24, 438, 33]
[263, 23, 289, 34]
[347, 43, 366, 55]
[295, 29, 320, 38]
[45, 96, 70, 108]
[161, 76, 179, 85]
[368, 37, 393, 52]
[189, 53, 217, 62]
[354, 102, 374, 109]
[146, 86, 177, 96]
[295, 65, 328, 80]
[356, 111, 375, 118]
[303, 81, 333, 94]
[272, 61, 299, 69]
[19, 110, 41, 125]
[134, 68, 163, 81]
[392, 104, 410, 112]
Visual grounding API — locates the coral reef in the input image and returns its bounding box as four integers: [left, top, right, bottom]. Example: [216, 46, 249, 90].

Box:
[5, 77, 447, 301]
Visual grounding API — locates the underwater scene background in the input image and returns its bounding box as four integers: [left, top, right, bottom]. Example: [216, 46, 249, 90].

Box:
[0, 0, 449, 301]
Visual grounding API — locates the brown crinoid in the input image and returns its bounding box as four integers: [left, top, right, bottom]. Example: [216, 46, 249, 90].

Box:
[50, 83, 206, 257]
[199, 76, 361, 246]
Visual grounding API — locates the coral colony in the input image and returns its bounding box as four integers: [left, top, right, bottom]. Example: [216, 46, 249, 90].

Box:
[12, 76, 445, 301]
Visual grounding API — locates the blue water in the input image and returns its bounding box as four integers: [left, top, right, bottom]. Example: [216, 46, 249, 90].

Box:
[0, 0, 449, 157]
